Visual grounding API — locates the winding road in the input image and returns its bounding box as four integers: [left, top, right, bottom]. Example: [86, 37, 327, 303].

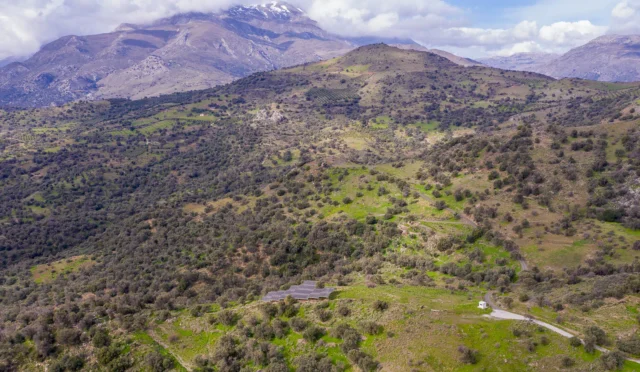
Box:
[483, 292, 640, 365]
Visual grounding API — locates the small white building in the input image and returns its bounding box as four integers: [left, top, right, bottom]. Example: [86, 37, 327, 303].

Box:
[478, 301, 488, 310]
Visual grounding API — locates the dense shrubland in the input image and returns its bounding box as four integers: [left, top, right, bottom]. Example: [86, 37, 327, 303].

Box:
[0, 45, 639, 370]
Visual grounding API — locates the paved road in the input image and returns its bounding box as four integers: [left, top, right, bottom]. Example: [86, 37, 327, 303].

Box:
[518, 259, 529, 271]
[484, 293, 640, 364]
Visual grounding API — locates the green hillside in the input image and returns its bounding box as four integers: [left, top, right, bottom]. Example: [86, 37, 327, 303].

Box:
[0, 45, 639, 371]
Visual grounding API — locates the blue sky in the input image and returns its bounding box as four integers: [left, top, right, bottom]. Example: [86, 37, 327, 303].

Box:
[450, 0, 618, 25]
[0, 0, 638, 60]
[450, 0, 538, 26]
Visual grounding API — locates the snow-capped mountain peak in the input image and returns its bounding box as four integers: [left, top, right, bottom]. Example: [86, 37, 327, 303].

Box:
[227, 2, 304, 20]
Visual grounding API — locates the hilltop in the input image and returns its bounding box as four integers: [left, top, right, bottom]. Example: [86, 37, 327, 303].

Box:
[0, 3, 476, 109]
[0, 45, 639, 371]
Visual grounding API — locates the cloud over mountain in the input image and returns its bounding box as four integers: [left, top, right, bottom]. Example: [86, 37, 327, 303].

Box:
[0, 0, 630, 59]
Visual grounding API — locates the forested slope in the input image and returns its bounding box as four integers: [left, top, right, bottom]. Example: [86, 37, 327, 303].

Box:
[1, 44, 640, 371]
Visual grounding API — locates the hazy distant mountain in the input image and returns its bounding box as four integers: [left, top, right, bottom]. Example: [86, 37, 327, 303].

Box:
[537, 35, 640, 82]
[0, 56, 26, 68]
[480, 35, 640, 82]
[0, 2, 484, 108]
[478, 52, 559, 72]
[393, 44, 483, 67]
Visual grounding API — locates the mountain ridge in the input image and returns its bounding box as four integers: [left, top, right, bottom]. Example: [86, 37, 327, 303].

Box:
[478, 52, 559, 72]
[1, 43, 639, 371]
[537, 34, 640, 81]
[480, 35, 640, 82]
[0, 2, 481, 108]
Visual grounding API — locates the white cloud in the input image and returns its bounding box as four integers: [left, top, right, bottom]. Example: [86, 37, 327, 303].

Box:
[304, 0, 463, 37]
[612, 1, 636, 18]
[513, 21, 538, 39]
[421, 20, 606, 57]
[507, 0, 618, 25]
[493, 41, 546, 56]
[539, 21, 607, 46]
[610, 0, 640, 33]
[0, 0, 257, 59]
[0, 0, 628, 61]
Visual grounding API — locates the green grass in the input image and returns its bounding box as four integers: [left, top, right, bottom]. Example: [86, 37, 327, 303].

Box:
[28, 205, 49, 215]
[472, 100, 493, 108]
[373, 162, 423, 180]
[522, 242, 587, 269]
[152, 314, 226, 366]
[28, 192, 45, 202]
[133, 332, 188, 372]
[139, 120, 174, 135]
[336, 283, 606, 371]
[342, 132, 371, 150]
[344, 64, 370, 73]
[369, 116, 392, 129]
[31, 255, 96, 284]
[411, 121, 439, 132]
[109, 129, 136, 137]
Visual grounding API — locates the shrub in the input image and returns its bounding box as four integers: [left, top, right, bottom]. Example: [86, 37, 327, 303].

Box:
[457, 345, 479, 364]
[585, 326, 607, 346]
[348, 349, 379, 371]
[600, 351, 625, 371]
[317, 309, 332, 322]
[291, 317, 308, 332]
[337, 306, 351, 317]
[526, 340, 537, 352]
[333, 324, 362, 353]
[92, 328, 111, 348]
[190, 305, 204, 317]
[569, 337, 582, 347]
[584, 337, 596, 354]
[146, 351, 174, 372]
[360, 321, 383, 335]
[218, 310, 239, 326]
[278, 297, 299, 317]
[561, 356, 575, 367]
[97, 345, 125, 365]
[261, 303, 278, 319]
[540, 336, 550, 346]
[57, 328, 82, 346]
[51, 355, 85, 372]
[617, 334, 640, 355]
[295, 353, 335, 372]
[372, 300, 388, 312]
[302, 326, 325, 342]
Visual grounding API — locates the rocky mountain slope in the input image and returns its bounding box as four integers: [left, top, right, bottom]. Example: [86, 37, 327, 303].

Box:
[538, 35, 640, 82]
[481, 35, 640, 82]
[478, 52, 559, 72]
[0, 2, 478, 108]
[0, 2, 354, 107]
[1, 44, 640, 371]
